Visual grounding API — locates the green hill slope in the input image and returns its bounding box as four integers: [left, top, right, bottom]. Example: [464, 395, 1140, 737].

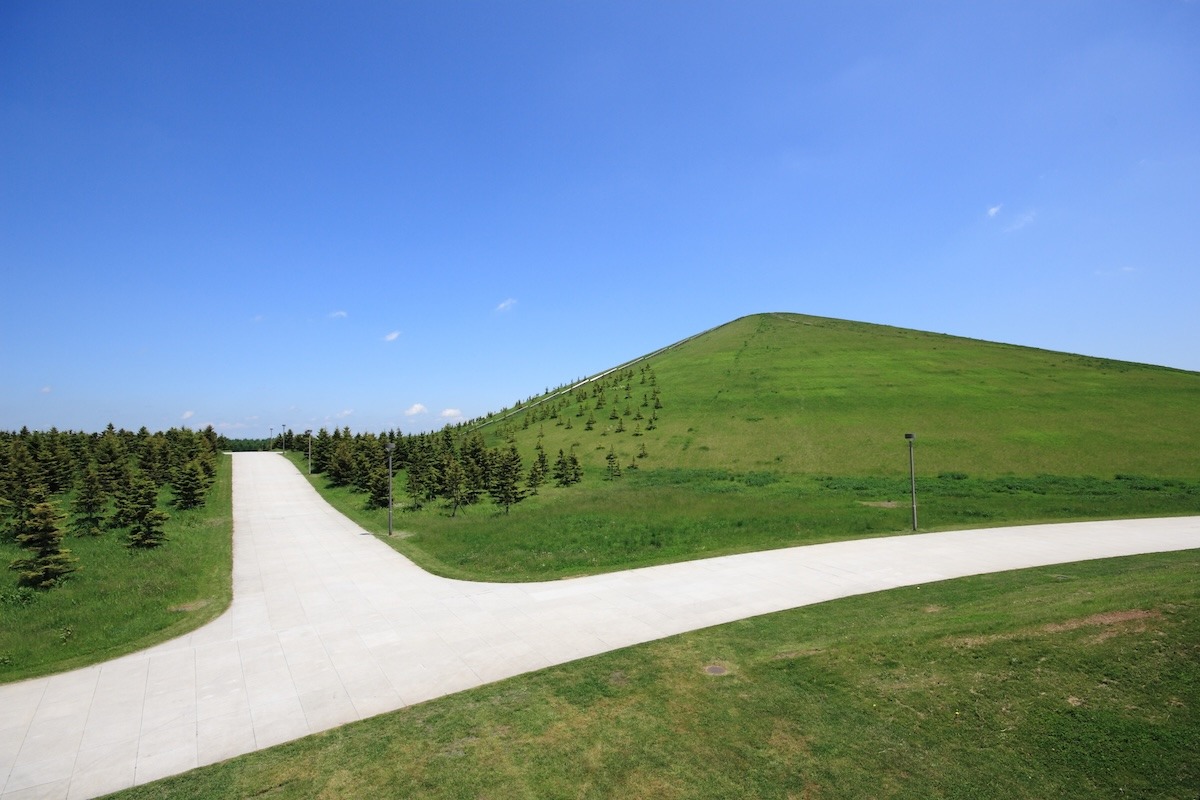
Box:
[308, 312, 1199, 581]
[478, 312, 1200, 479]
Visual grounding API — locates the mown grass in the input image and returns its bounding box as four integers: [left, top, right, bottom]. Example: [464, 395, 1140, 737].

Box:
[112, 548, 1200, 799]
[298, 313, 1199, 581]
[0, 455, 233, 683]
[295, 451, 1200, 582]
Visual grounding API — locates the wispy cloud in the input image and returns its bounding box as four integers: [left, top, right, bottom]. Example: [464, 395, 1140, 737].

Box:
[40, 385, 51, 394]
[181, 410, 195, 420]
[495, 298, 517, 312]
[1004, 210, 1037, 232]
[1094, 265, 1138, 278]
[329, 310, 348, 319]
[405, 403, 428, 416]
[383, 330, 400, 342]
[439, 408, 463, 422]
[987, 204, 1002, 218]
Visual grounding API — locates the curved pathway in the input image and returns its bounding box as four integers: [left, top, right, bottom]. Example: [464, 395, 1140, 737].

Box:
[2, 453, 1198, 799]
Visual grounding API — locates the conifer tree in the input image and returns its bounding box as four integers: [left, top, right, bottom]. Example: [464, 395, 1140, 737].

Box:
[367, 466, 391, 510]
[553, 449, 571, 487]
[605, 446, 622, 480]
[171, 459, 208, 510]
[440, 454, 469, 517]
[527, 443, 549, 494]
[9, 488, 78, 589]
[126, 476, 169, 549]
[490, 445, 524, 514]
[567, 448, 583, 485]
[327, 440, 356, 487]
[71, 463, 108, 536]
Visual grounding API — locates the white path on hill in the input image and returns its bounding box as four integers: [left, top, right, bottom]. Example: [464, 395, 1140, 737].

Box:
[2, 452, 1197, 799]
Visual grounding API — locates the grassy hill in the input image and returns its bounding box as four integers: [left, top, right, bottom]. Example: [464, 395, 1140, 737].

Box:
[478, 312, 1199, 478]
[307, 312, 1200, 582]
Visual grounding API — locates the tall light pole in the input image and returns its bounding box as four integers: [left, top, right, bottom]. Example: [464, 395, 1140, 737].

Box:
[306, 430, 313, 474]
[282, 424, 287, 454]
[385, 442, 396, 536]
[269, 427, 274, 452]
[905, 433, 917, 531]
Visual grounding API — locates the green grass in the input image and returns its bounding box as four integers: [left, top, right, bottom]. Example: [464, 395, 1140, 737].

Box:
[0, 455, 233, 683]
[301, 455, 1200, 581]
[111, 548, 1200, 800]
[295, 313, 1199, 581]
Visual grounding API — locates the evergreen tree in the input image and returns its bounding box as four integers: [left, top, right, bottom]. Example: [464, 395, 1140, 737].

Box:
[109, 463, 141, 530]
[490, 445, 524, 514]
[171, 459, 208, 510]
[70, 462, 108, 536]
[126, 476, 169, 549]
[367, 466, 392, 510]
[326, 440, 356, 487]
[526, 443, 549, 494]
[9, 489, 77, 589]
[440, 454, 470, 517]
[553, 449, 571, 487]
[605, 446, 622, 480]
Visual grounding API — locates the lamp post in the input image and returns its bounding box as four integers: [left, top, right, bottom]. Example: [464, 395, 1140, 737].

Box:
[306, 430, 313, 474]
[282, 424, 287, 455]
[385, 442, 396, 536]
[269, 427, 274, 452]
[905, 433, 917, 531]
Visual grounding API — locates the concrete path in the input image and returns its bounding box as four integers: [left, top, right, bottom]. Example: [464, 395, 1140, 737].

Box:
[2, 453, 1198, 799]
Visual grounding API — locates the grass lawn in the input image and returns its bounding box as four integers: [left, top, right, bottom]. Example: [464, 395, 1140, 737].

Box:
[294, 452, 1200, 582]
[294, 313, 1200, 581]
[0, 455, 233, 684]
[111, 547, 1200, 799]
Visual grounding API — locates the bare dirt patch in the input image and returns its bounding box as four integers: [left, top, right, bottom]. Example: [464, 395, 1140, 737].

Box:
[169, 599, 211, 612]
[947, 609, 1162, 649]
[858, 500, 898, 509]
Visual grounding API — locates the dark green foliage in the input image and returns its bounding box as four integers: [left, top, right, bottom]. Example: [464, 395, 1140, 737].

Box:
[440, 455, 470, 517]
[526, 444, 549, 495]
[171, 459, 209, 510]
[490, 445, 524, 514]
[605, 446, 622, 480]
[326, 441, 356, 487]
[366, 467, 392, 511]
[125, 476, 169, 549]
[8, 489, 77, 589]
[70, 463, 108, 536]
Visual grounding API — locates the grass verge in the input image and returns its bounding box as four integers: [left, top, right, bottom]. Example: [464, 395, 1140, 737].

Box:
[112, 547, 1200, 799]
[0, 455, 233, 684]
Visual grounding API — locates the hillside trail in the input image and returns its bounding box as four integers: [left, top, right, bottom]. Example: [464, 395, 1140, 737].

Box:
[2, 452, 1198, 799]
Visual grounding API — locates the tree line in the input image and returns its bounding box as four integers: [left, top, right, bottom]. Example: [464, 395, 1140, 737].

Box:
[1, 425, 222, 591]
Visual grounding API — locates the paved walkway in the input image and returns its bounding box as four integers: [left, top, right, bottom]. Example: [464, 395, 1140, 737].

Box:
[2, 453, 1198, 799]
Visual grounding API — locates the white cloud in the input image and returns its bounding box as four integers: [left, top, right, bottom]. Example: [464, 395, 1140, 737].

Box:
[987, 204, 1002, 218]
[334, 409, 353, 419]
[384, 330, 400, 342]
[181, 410, 195, 420]
[439, 408, 463, 421]
[329, 310, 348, 319]
[1004, 210, 1036, 232]
[40, 385, 51, 394]
[496, 298, 517, 312]
[405, 403, 428, 416]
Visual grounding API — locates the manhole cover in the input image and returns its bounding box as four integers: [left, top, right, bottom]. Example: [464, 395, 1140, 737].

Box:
[704, 665, 728, 676]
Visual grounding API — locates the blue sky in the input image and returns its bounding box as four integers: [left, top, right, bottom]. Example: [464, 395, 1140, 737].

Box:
[3, 1, 1198, 437]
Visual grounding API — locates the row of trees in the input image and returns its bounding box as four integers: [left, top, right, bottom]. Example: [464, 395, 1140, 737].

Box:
[295, 426, 587, 517]
[1, 425, 222, 591]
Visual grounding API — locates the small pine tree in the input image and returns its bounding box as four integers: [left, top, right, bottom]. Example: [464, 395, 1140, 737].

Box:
[605, 447, 622, 480]
[70, 463, 108, 536]
[490, 445, 524, 514]
[9, 489, 77, 589]
[126, 477, 169, 549]
[171, 459, 208, 510]
[367, 466, 392, 510]
[527, 444, 549, 495]
[567, 448, 583, 484]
